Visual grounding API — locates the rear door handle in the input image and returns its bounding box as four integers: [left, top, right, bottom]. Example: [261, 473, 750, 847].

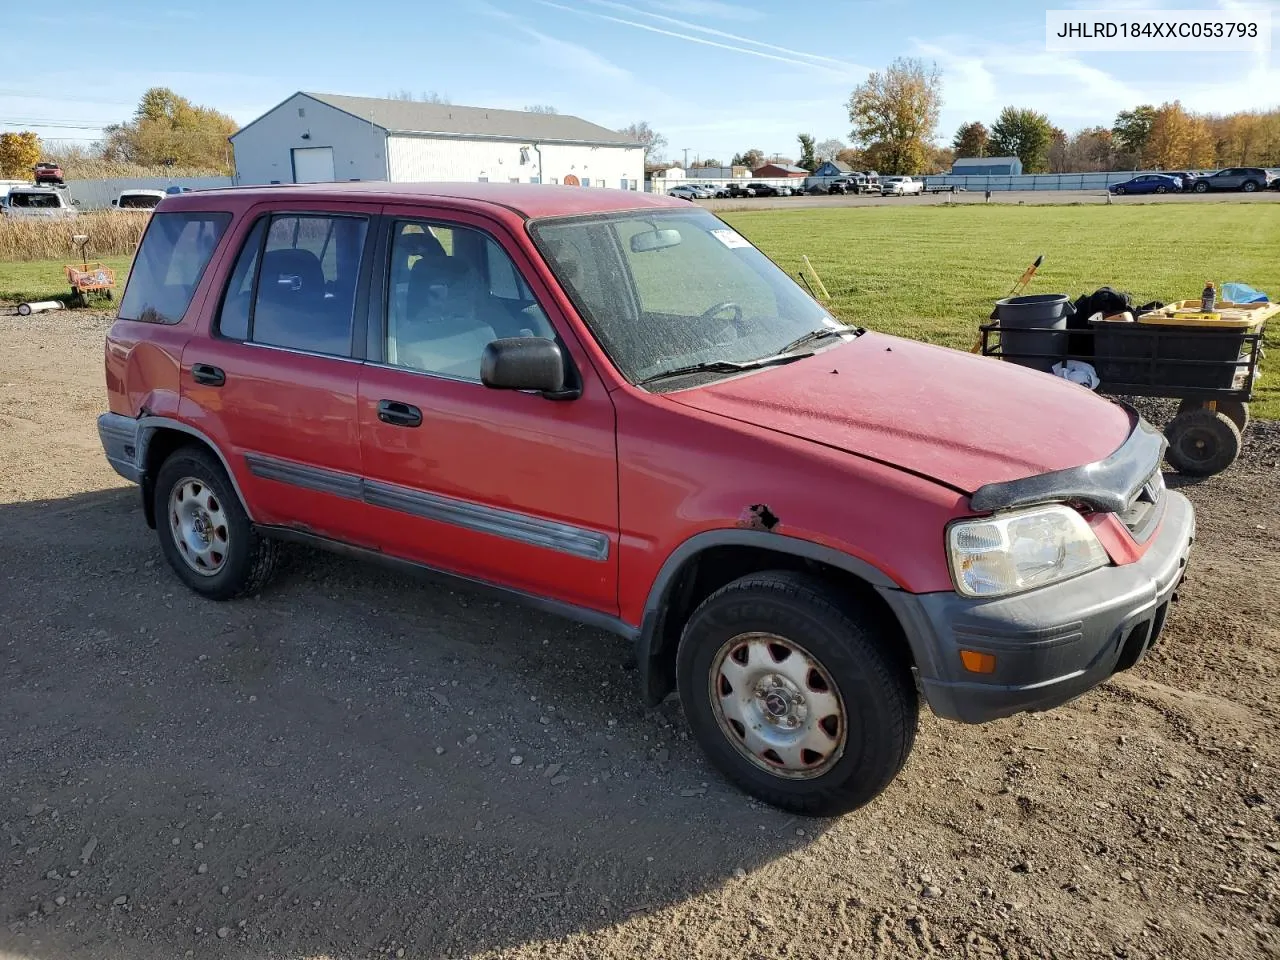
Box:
[192, 363, 225, 387]
[377, 399, 422, 427]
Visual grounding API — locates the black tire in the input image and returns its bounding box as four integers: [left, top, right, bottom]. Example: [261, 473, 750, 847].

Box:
[1156, 185, 1168, 194]
[1242, 181, 1258, 193]
[153, 446, 279, 600]
[1177, 398, 1249, 434]
[676, 570, 917, 816]
[1194, 181, 1209, 193]
[1164, 408, 1242, 477]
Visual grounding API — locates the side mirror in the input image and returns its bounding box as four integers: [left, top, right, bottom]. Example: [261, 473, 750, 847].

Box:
[72, 199, 81, 206]
[480, 337, 577, 399]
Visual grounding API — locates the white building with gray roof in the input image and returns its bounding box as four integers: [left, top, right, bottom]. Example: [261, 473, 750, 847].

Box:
[230, 92, 644, 190]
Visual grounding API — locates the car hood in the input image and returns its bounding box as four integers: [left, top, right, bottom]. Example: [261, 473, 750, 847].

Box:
[664, 331, 1134, 494]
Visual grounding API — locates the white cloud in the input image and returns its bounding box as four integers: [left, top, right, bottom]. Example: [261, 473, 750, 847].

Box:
[636, 0, 764, 20]
[536, 0, 867, 80]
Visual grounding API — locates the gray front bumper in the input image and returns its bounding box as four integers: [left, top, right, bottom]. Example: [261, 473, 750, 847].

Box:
[880, 490, 1195, 724]
[98, 412, 142, 483]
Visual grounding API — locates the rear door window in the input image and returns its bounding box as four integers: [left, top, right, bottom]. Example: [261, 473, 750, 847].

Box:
[214, 213, 368, 357]
[118, 211, 231, 324]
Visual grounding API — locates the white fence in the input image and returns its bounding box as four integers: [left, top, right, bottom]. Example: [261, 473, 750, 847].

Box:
[923, 171, 1184, 192]
[66, 176, 234, 210]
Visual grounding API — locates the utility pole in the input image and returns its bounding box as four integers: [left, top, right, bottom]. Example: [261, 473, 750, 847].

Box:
[683, 147, 689, 169]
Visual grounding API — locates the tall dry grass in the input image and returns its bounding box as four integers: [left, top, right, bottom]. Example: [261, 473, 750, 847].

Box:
[0, 211, 149, 262]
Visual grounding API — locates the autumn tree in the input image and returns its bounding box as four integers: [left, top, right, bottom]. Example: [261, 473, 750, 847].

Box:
[618, 121, 667, 163]
[1046, 126, 1070, 173]
[835, 147, 865, 168]
[1064, 127, 1118, 172]
[952, 121, 989, 158]
[846, 57, 942, 175]
[101, 87, 237, 172]
[815, 138, 846, 163]
[0, 131, 41, 179]
[1143, 101, 1214, 169]
[731, 148, 766, 169]
[989, 106, 1054, 173]
[1112, 105, 1157, 165]
[797, 133, 816, 171]
[924, 145, 955, 174]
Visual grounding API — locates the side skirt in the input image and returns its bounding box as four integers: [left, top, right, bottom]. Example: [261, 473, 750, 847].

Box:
[258, 525, 639, 642]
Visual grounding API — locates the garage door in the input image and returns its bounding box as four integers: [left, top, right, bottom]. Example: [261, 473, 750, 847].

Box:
[291, 146, 335, 183]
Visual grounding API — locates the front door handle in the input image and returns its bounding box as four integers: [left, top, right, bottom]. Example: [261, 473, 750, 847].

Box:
[377, 399, 422, 427]
[192, 363, 225, 387]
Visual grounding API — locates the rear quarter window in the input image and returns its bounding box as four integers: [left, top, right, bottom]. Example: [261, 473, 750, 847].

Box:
[118, 211, 231, 324]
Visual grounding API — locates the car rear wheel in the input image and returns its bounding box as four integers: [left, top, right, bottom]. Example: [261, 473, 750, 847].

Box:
[154, 446, 279, 600]
[676, 570, 917, 816]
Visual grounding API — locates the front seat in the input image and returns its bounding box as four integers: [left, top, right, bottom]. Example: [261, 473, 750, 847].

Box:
[396, 255, 497, 380]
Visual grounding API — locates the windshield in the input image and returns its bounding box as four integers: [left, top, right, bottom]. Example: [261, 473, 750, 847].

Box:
[119, 194, 160, 209]
[529, 209, 843, 385]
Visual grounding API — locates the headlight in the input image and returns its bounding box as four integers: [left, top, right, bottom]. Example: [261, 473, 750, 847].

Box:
[947, 504, 1108, 598]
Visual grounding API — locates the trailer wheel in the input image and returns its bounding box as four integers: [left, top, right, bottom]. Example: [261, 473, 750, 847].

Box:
[1165, 408, 1241, 477]
[1177, 398, 1248, 434]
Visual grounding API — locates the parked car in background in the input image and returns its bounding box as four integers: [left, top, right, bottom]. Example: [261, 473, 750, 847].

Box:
[1108, 174, 1183, 196]
[113, 189, 167, 211]
[165, 185, 194, 195]
[1158, 171, 1197, 191]
[745, 182, 778, 197]
[2, 186, 79, 218]
[881, 176, 924, 196]
[96, 182, 1196, 816]
[726, 183, 752, 198]
[1192, 167, 1276, 193]
[667, 184, 701, 201]
[682, 183, 716, 199]
[33, 162, 64, 185]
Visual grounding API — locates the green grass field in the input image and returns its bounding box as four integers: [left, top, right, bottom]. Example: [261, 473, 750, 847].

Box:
[0, 256, 133, 306]
[722, 203, 1280, 419]
[2, 203, 1277, 417]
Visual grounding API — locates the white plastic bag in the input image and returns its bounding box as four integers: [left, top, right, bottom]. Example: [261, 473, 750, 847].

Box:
[1051, 359, 1100, 390]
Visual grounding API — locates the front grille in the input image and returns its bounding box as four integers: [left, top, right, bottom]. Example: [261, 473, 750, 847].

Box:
[1117, 468, 1165, 541]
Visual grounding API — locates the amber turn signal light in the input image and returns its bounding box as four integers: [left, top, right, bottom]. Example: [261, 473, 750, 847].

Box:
[959, 650, 997, 674]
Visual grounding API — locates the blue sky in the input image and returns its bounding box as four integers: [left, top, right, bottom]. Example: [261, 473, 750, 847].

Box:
[2, 0, 1276, 164]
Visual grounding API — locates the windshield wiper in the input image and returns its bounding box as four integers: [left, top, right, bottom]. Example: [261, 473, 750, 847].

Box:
[638, 352, 809, 386]
[779, 325, 862, 355]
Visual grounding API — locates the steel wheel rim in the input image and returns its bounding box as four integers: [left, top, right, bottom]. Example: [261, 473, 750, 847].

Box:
[167, 477, 230, 576]
[708, 632, 847, 780]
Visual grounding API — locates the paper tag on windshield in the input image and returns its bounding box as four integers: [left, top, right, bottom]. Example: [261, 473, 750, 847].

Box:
[710, 229, 752, 249]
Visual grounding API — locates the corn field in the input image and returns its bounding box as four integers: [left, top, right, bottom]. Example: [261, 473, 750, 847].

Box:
[0, 212, 150, 262]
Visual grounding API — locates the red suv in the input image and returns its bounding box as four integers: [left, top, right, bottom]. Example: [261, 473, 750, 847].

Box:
[98, 183, 1194, 815]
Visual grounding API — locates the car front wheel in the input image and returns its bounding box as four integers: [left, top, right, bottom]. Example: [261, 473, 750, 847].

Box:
[154, 446, 280, 600]
[1242, 181, 1258, 193]
[1114, 185, 1126, 195]
[1194, 181, 1209, 193]
[676, 570, 917, 816]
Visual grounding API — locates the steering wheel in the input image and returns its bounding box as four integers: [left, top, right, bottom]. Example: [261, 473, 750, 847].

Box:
[700, 301, 744, 342]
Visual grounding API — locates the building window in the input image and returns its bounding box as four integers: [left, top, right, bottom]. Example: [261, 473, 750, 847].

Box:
[509, 177, 520, 183]
[531, 176, 541, 184]
[630, 179, 638, 191]
[478, 176, 489, 183]
[550, 177, 559, 185]
[581, 177, 591, 187]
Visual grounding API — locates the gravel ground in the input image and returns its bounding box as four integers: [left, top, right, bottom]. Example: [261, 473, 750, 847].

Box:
[2, 311, 1279, 960]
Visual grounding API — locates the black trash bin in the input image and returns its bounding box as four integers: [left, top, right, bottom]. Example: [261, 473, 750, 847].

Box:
[993, 294, 1075, 372]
